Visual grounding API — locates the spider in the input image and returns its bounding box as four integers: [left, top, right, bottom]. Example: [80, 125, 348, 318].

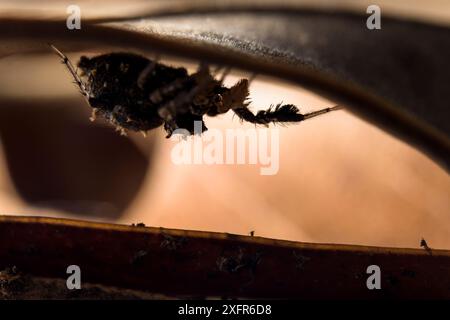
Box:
[51, 45, 342, 138]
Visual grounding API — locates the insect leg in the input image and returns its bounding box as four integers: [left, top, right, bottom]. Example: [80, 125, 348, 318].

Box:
[159, 83, 214, 137]
[158, 83, 208, 138]
[216, 78, 250, 114]
[158, 63, 214, 118]
[155, 63, 216, 137]
[149, 77, 191, 105]
[137, 55, 160, 89]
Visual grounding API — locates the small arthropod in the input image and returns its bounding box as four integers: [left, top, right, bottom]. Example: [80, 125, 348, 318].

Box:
[51, 45, 342, 137]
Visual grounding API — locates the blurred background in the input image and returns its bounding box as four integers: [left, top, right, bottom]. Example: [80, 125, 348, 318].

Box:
[0, 53, 448, 249]
[0, 0, 449, 250]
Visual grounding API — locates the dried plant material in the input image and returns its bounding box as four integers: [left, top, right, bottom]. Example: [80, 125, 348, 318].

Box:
[1, 216, 450, 299]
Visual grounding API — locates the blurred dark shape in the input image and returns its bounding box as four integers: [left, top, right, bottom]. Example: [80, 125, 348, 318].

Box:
[0, 98, 152, 219]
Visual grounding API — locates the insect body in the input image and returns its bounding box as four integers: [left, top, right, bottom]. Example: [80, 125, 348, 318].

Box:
[52, 46, 342, 137]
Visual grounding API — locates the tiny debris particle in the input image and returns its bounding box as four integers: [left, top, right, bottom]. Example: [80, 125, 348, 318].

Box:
[249, 231, 255, 237]
[131, 222, 146, 227]
[420, 237, 432, 255]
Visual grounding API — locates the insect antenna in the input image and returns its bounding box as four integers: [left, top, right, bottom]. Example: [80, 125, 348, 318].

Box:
[303, 105, 343, 119]
[49, 44, 90, 101]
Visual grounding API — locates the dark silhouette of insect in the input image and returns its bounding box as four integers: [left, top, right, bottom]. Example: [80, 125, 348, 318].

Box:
[51, 45, 342, 138]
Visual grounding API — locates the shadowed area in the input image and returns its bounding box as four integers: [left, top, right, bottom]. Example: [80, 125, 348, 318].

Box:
[0, 98, 151, 218]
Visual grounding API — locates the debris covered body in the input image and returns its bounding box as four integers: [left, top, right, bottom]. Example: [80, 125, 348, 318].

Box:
[52, 47, 341, 137]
